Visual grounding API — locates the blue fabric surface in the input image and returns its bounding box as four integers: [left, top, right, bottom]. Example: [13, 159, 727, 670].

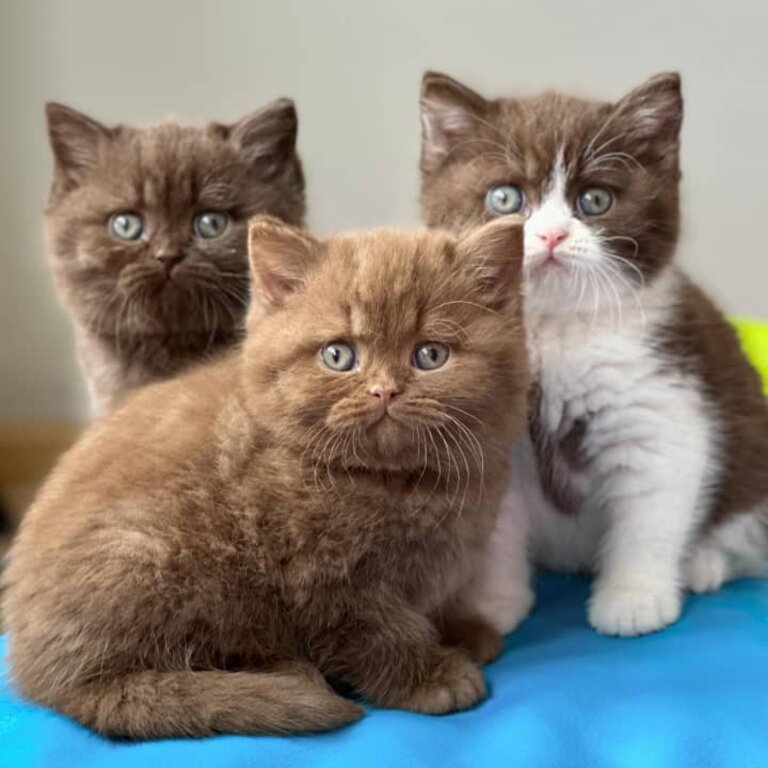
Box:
[1, 574, 766, 768]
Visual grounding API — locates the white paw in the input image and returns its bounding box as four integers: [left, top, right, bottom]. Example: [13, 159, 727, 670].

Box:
[475, 587, 535, 635]
[588, 583, 682, 637]
[685, 545, 728, 594]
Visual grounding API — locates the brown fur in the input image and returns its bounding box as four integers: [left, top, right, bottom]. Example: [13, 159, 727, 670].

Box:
[419, 71, 768, 529]
[3, 217, 528, 738]
[45, 100, 305, 412]
[659, 276, 768, 525]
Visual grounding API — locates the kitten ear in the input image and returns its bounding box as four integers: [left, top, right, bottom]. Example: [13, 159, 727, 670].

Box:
[248, 215, 320, 309]
[46, 103, 111, 185]
[457, 217, 525, 309]
[610, 72, 683, 160]
[420, 71, 489, 173]
[229, 98, 299, 180]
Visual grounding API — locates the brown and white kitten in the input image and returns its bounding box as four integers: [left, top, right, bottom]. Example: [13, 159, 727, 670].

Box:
[3, 216, 528, 738]
[420, 71, 768, 636]
[45, 99, 305, 414]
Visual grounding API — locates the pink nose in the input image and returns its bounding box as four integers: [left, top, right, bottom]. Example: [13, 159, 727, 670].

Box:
[536, 229, 569, 251]
[370, 386, 399, 408]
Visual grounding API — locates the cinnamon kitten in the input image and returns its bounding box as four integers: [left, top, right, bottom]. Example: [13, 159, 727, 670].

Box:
[45, 99, 305, 414]
[3, 216, 528, 738]
[420, 71, 768, 636]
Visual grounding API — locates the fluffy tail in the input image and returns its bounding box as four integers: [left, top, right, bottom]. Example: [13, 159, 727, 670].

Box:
[47, 662, 362, 739]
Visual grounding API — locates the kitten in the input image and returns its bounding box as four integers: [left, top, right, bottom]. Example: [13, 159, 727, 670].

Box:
[45, 99, 305, 414]
[419, 71, 768, 636]
[3, 216, 529, 738]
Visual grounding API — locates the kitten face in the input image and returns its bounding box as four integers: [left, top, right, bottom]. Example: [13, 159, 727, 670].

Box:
[419, 73, 683, 315]
[45, 101, 305, 337]
[243, 217, 528, 473]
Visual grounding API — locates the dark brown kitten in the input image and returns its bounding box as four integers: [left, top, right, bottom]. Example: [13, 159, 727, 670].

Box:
[3, 216, 528, 738]
[419, 72, 768, 638]
[45, 99, 305, 413]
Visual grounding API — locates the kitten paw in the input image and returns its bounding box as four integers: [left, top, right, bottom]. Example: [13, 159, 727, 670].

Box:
[398, 650, 486, 714]
[475, 586, 535, 635]
[685, 545, 728, 594]
[588, 584, 681, 637]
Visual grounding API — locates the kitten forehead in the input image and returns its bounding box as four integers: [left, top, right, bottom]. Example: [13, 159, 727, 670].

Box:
[494, 93, 611, 175]
[96, 125, 244, 210]
[320, 229, 458, 340]
[47, 108, 305, 226]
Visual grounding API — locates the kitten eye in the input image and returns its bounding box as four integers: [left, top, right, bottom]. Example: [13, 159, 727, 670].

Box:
[413, 342, 450, 371]
[320, 342, 357, 372]
[577, 187, 613, 216]
[194, 212, 230, 239]
[486, 185, 525, 215]
[109, 213, 143, 241]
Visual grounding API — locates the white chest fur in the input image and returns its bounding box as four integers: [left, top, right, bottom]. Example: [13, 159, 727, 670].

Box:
[471, 268, 724, 637]
[523, 268, 716, 572]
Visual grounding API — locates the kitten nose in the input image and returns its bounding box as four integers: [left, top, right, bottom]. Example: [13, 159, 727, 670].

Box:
[370, 386, 400, 408]
[155, 252, 185, 271]
[536, 229, 569, 251]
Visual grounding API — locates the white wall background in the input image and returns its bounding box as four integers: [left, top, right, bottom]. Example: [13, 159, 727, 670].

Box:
[1, 0, 766, 422]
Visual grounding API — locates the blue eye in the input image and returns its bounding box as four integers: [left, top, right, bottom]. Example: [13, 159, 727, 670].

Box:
[109, 213, 143, 241]
[194, 212, 230, 239]
[486, 185, 525, 215]
[321, 342, 357, 372]
[413, 342, 450, 371]
[577, 187, 613, 216]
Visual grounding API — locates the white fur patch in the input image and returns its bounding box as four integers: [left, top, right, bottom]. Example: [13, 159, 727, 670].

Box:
[476, 268, 720, 636]
[522, 153, 636, 318]
[464, 440, 536, 633]
[531, 268, 718, 635]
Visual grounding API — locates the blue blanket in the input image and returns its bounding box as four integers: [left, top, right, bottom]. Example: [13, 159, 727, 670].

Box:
[1, 574, 766, 768]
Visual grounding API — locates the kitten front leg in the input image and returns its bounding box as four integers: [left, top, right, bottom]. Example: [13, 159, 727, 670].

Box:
[588, 452, 708, 636]
[312, 589, 486, 715]
[463, 440, 537, 635]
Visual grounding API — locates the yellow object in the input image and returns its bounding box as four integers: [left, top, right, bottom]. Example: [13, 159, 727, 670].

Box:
[733, 318, 768, 395]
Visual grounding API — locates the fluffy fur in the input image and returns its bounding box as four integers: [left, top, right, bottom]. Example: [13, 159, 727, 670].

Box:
[3, 216, 529, 738]
[45, 100, 305, 413]
[420, 71, 768, 636]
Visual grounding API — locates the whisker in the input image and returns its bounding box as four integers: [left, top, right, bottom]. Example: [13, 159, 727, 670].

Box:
[441, 425, 472, 521]
[443, 403, 484, 427]
[425, 427, 443, 496]
[443, 414, 485, 490]
[428, 300, 498, 316]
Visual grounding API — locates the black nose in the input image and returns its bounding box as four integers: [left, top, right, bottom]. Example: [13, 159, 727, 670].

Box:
[155, 252, 184, 270]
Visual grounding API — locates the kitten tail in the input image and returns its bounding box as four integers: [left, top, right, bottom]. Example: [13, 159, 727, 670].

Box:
[48, 664, 363, 738]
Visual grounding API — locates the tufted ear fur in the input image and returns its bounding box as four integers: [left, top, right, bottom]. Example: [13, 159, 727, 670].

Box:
[457, 216, 525, 309]
[228, 98, 299, 181]
[46, 103, 112, 189]
[420, 71, 489, 173]
[247, 215, 321, 312]
[608, 72, 683, 162]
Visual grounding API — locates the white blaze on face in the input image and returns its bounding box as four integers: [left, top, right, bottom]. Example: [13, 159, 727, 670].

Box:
[524, 152, 573, 268]
[522, 150, 619, 316]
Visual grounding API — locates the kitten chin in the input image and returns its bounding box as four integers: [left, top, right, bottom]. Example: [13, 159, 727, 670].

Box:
[44, 99, 306, 414]
[3, 217, 529, 738]
[419, 71, 768, 638]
